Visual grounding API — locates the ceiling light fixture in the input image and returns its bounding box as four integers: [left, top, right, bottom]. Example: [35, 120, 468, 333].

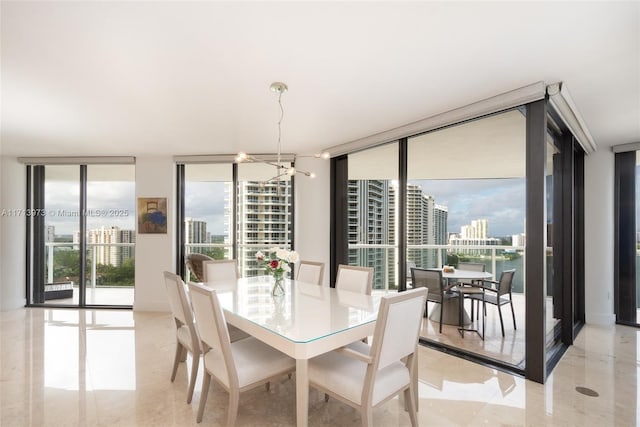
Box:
[235, 82, 329, 190]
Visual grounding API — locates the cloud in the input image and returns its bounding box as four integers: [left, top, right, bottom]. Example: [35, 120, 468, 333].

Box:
[411, 178, 526, 237]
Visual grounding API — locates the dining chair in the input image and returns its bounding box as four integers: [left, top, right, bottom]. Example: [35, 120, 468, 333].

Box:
[308, 287, 427, 427]
[456, 261, 486, 319]
[296, 260, 325, 285]
[185, 253, 214, 282]
[335, 264, 373, 295]
[187, 282, 296, 425]
[201, 259, 248, 343]
[467, 269, 517, 337]
[163, 271, 201, 404]
[411, 267, 458, 333]
[202, 259, 239, 284]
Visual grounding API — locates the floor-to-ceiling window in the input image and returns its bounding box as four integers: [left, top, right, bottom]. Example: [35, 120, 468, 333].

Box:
[177, 158, 294, 280]
[26, 160, 136, 307]
[407, 109, 526, 368]
[346, 143, 399, 291]
[330, 87, 586, 383]
[182, 163, 234, 281]
[614, 148, 638, 325]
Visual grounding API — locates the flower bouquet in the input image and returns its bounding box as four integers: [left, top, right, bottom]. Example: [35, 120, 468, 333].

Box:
[256, 247, 300, 296]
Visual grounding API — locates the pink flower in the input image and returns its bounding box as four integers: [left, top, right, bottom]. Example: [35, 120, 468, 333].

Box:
[269, 260, 279, 269]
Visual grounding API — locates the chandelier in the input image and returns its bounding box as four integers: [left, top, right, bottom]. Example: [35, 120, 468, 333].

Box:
[235, 82, 329, 186]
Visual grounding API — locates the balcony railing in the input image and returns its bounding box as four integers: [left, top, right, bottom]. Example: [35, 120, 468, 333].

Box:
[45, 242, 135, 289]
[349, 243, 526, 292]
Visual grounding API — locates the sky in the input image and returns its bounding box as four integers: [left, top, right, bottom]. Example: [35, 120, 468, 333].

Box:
[45, 181, 135, 235]
[411, 178, 526, 237]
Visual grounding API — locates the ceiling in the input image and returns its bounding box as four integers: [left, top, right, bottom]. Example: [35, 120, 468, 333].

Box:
[1, 2, 638, 158]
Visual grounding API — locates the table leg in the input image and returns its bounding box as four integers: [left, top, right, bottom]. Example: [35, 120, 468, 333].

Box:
[296, 358, 309, 427]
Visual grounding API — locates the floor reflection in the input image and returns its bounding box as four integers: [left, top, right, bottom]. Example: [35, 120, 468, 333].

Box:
[1, 307, 638, 426]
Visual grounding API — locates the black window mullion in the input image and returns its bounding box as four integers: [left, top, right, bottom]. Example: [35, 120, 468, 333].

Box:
[31, 165, 46, 304]
[176, 164, 185, 277]
[398, 138, 408, 292]
[78, 165, 87, 307]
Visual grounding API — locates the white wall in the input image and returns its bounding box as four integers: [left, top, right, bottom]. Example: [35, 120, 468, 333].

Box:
[294, 157, 331, 286]
[133, 156, 174, 311]
[0, 156, 27, 310]
[584, 149, 615, 325]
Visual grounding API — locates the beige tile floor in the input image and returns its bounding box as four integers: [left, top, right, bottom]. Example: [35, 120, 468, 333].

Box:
[1, 307, 637, 426]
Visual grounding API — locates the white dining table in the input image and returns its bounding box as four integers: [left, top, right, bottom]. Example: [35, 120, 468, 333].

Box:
[208, 275, 382, 427]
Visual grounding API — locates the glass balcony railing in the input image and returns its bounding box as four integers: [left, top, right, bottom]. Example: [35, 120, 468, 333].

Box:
[45, 242, 136, 289]
[348, 243, 526, 292]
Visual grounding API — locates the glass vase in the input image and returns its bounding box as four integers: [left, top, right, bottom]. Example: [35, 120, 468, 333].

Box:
[271, 273, 285, 297]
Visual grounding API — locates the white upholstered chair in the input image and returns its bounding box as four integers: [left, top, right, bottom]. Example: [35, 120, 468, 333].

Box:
[187, 282, 296, 425]
[296, 260, 325, 285]
[202, 259, 239, 284]
[308, 287, 428, 427]
[335, 264, 374, 295]
[163, 271, 201, 404]
[201, 259, 248, 342]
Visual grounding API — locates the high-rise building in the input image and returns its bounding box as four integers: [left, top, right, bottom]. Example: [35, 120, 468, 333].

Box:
[119, 229, 135, 264]
[451, 218, 499, 255]
[405, 184, 448, 268]
[184, 218, 208, 246]
[348, 180, 393, 289]
[234, 180, 292, 277]
[87, 226, 121, 267]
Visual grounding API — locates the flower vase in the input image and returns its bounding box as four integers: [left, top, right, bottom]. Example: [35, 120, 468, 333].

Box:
[271, 273, 285, 297]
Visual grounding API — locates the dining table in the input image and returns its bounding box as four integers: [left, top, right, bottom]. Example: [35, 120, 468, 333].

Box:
[206, 275, 383, 427]
[427, 268, 493, 326]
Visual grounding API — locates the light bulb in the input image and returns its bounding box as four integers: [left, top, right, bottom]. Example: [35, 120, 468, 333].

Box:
[235, 152, 248, 162]
[287, 167, 296, 176]
[320, 151, 330, 160]
[309, 172, 316, 178]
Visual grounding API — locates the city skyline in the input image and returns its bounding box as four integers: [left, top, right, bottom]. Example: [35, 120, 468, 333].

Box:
[46, 178, 526, 238]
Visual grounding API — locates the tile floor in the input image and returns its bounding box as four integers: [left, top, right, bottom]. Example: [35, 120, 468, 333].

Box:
[1, 307, 637, 426]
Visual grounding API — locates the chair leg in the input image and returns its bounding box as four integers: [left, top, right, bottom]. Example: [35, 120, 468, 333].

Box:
[171, 342, 182, 382]
[498, 305, 505, 337]
[197, 372, 212, 423]
[404, 386, 418, 427]
[510, 301, 517, 330]
[324, 393, 330, 402]
[438, 302, 443, 333]
[361, 405, 373, 427]
[187, 352, 200, 403]
[227, 389, 240, 427]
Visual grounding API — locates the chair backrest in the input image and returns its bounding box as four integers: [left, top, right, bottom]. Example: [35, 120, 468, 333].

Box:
[187, 282, 237, 386]
[185, 253, 214, 282]
[410, 268, 443, 301]
[370, 287, 428, 372]
[458, 262, 485, 272]
[163, 271, 199, 347]
[297, 261, 325, 285]
[203, 259, 238, 284]
[335, 265, 373, 295]
[457, 262, 486, 285]
[497, 269, 516, 296]
[406, 261, 416, 279]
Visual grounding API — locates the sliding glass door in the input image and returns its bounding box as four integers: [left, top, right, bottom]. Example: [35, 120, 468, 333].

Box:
[27, 163, 136, 307]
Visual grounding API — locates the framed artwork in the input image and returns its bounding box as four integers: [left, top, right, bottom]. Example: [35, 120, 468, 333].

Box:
[137, 197, 167, 234]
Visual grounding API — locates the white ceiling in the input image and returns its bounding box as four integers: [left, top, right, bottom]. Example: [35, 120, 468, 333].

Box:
[1, 1, 638, 158]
